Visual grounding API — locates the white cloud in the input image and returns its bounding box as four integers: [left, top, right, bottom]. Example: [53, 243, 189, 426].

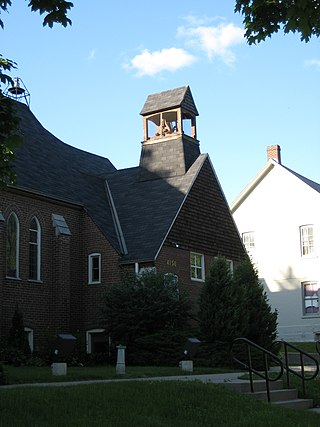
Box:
[127, 47, 196, 76]
[87, 49, 97, 61]
[182, 14, 222, 27]
[178, 22, 244, 65]
[305, 59, 320, 70]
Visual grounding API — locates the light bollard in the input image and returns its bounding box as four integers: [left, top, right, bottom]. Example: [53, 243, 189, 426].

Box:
[116, 345, 126, 375]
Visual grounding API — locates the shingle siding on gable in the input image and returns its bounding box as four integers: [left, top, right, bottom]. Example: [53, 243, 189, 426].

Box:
[166, 158, 244, 260]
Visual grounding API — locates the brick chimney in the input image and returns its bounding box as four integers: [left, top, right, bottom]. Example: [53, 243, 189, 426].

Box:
[267, 145, 281, 164]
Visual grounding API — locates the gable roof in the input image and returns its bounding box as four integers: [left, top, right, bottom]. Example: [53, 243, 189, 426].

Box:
[140, 86, 199, 116]
[231, 159, 320, 213]
[11, 100, 205, 262]
[107, 155, 207, 263]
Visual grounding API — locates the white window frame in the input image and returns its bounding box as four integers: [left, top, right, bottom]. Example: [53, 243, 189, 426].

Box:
[86, 328, 106, 354]
[190, 252, 205, 282]
[6, 212, 20, 279]
[302, 281, 319, 316]
[226, 259, 234, 274]
[88, 253, 101, 284]
[29, 217, 41, 281]
[242, 232, 255, 257]
[300, 225, 315, 257]
[24, 327, 34, 352]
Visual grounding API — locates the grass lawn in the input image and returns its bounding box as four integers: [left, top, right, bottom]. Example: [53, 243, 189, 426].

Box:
[1, 380, 320, 427]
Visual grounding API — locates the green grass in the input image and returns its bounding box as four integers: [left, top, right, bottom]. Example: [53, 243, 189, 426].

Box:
[283, 342, 319, 353]
[1, 380, 320, 427]
[2, 365, 230, 385]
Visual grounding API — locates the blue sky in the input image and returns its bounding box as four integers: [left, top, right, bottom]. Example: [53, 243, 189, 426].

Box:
[2, 0, 320, 203]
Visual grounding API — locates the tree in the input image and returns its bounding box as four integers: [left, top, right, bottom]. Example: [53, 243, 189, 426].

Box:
[101, 270, 192, 365]
[235, 0, 320, 44]
[198, 256, 244, 365]
[5, 306, 31, 365]
[0, 1, 73, 186]
[198, 256, 278, 366]
[232, 256, 278, 350]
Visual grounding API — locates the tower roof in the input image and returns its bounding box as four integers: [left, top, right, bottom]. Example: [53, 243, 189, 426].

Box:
[140, 86, 199, 116]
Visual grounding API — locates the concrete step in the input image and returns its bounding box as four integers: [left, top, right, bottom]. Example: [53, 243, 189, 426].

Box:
[273, 398, 314, 410]
[226, 379, 315, 411]
[245, 388, 298, 402]
[224, 379, 283, 393]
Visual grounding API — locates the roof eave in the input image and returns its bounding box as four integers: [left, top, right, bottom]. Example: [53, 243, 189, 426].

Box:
[230, 159, 277, 213]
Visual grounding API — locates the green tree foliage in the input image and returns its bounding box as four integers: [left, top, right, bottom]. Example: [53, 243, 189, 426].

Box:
[0, 92, 22, 188]
[235, 0, 320, 44]
[101, 270, 192, 365]
[3, 306, 31, 365]
[233, 256, 278, 349]
[0, 1, 73, 186]
[0, 1, 73, 29]
[198, 256, 277, 366]
[197, 256, 244, 366]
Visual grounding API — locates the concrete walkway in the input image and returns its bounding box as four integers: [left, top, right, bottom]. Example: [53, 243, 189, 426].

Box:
[0, 372, 246, 389]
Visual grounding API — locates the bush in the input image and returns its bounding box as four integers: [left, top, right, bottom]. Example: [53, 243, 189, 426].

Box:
[0, 363, 6, 385]
[101, 270, 193, 365]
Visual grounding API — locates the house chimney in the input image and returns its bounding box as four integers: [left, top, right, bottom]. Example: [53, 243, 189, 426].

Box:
[267, 145, 281, 164]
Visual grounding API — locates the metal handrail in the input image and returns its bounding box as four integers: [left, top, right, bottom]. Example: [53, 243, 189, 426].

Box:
[231, 337, 284, 402]
[275, 340, 319, 397]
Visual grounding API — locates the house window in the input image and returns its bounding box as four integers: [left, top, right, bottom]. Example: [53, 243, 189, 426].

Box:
[86, 329, 108, 354]
[302, 282, 319, 316]
[24, 327, 34, 352]
[190, 252, 205, 281]
[88, 253, 101, 284]
[29, 217, 41, 281]
[6, 212, 19, 278]
[226, 259, 234, 274]
[300, 225, 314, 256]
[242, 232, 255, 257]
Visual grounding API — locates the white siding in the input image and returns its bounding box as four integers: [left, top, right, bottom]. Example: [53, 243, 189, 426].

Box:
[233, 164, 320, 342]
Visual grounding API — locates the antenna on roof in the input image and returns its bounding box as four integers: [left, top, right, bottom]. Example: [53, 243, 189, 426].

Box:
[5, 77, 30, 107]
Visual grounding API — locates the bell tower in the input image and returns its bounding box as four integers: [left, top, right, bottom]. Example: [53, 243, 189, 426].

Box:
[139, 86, 200, 180]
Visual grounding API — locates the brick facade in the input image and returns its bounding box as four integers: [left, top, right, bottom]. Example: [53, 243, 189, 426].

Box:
[0, 188, 120, 351]
[0, 87, 246, 354]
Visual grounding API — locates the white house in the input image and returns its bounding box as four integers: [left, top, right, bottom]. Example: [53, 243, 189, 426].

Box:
[231, 145, 320, 342]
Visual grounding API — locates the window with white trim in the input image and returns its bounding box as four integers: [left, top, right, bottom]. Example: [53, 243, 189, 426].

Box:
[190, 252, 205, 281]
[88, 253, 101, 284]
[242, 232, 255, 258]
[24, 327, 34, 352]
[300, 225, 315, 257]
[29, 217, 41, 281]
[302, 282, 319, 316]
[6, 212, 19, 278]
[226, 259, 234, 274]
[86, 329, 108, 354]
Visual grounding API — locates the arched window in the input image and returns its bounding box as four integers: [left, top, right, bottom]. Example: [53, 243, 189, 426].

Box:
[6, 212, 19, 278]
[29, 217, 41, 281]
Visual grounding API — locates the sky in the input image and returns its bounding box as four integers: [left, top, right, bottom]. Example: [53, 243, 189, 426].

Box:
[2, 0, 320, 203]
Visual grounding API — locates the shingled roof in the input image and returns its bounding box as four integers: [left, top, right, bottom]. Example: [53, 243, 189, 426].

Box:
[140, 86, 199, 116]
[13, 102, 122, 252]
[11, 100, 204, 262]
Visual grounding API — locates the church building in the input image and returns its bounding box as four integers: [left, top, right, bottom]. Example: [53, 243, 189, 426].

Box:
[0, 86, 245, 353]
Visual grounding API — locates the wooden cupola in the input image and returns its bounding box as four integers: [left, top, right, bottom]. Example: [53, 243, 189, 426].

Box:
[139, 86, 201, 180]
[140, 86, 198, 142]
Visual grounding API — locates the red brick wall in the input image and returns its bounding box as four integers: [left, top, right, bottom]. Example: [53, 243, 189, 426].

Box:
[0, 188, 121, 350]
